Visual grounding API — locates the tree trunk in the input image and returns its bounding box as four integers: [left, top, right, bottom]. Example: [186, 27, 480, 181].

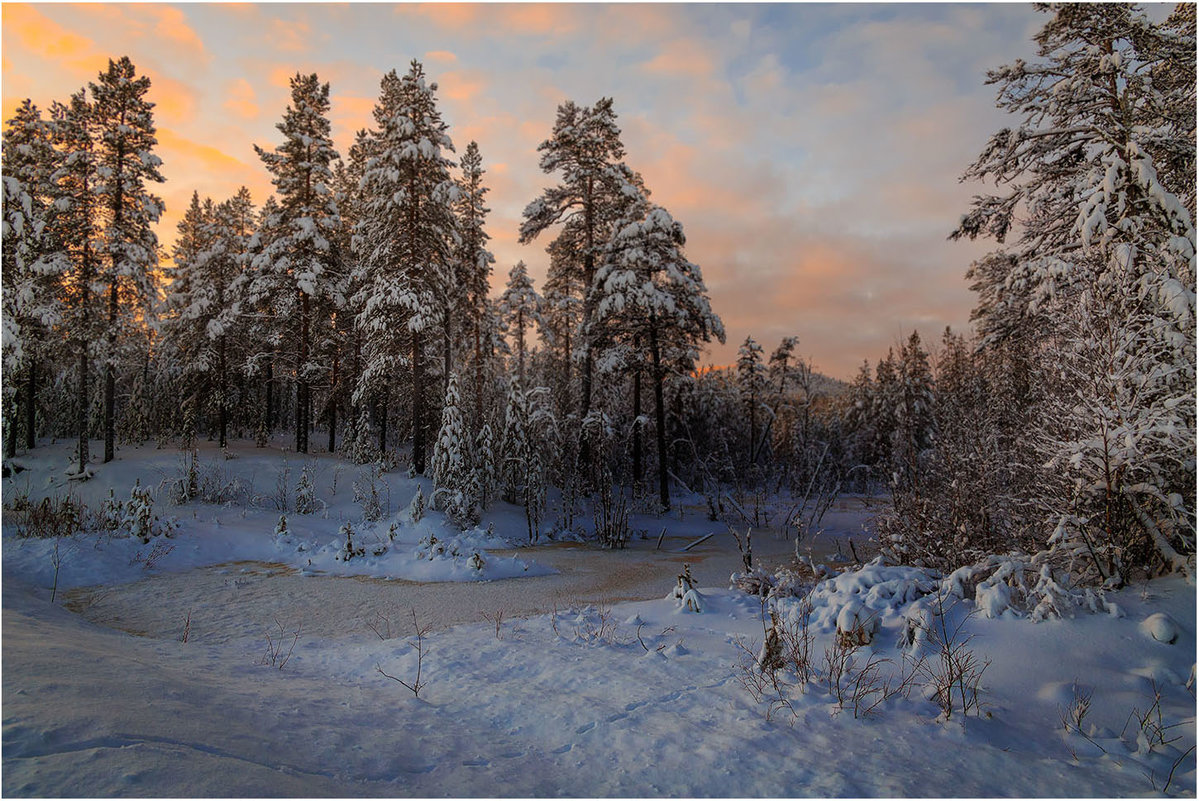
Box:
[218, 335, 227, 449]
[443, 311, 452, 397]
[264, 356, 275, 440]
[77, 342, 90, 474]
[103, 282, 117, 463]
[632, 360, 643, 484]
[650, 322, 669, 512]
[328, 351, 338, 453]
[378, 394, 388, 455]
[580, 181, 595, 467]
[412, 328, 426, 474]
[5, 390, 18, 459]
[516, 308, 526, 387]
[296, 290, 309, 454]
[473, 320, 483, 432]
[25, 361, 36, 451]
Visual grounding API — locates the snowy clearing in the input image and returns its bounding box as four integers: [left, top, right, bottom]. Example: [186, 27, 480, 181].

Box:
[2, 441, 1195, 797]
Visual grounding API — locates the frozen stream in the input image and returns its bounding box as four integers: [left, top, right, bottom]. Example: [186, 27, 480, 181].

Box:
[64, 500, 873, 643]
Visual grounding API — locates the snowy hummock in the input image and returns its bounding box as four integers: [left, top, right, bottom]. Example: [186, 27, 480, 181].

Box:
[1, 440, 547, 589]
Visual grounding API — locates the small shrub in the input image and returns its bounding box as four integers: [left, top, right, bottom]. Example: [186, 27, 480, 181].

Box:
[409, 485, 426, 524]
[15, 494, 83, 539]
[354, 472, 383, 522]
[914, 592, 989, 719]
[129, 538, 176, 570]
[294, 461, 318, 515]
[335, 522, 364, 562]
[375, 608, 431, 697]
[593, 482, 631, 549]
[257, 616, 301, 669]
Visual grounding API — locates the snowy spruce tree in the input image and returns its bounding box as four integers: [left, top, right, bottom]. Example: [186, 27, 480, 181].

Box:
[431, 373, 477, 529]
[251, 72, 343, 455]
[163, 188, 255, 449]
[736, 336, 767, 467]
[2, 99, 66, 457]
[353, 61, 458, 475]
[499, 381, 530, 505]
[89, 57, 165, 464]
[951, 3, 1195, 582]
[520, 98, 630, 440]
[498, 261, 542, 387]
[593, 198, 725, 511]
[49, 91, 103, 475]
[453, 140, 496, 429]
[472, 421, 497, 510]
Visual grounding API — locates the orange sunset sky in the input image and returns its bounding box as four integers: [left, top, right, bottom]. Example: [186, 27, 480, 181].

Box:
[3, 2, 1059, 379]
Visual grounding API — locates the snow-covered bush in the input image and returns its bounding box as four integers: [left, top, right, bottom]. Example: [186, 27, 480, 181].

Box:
[335, 522, 364, 562]
[123, 481, 177, 543]
[669, 564, 704, 613]
[408, 485, 426, 524]
[294, 462, 318, 515]
[353, 470, 383, 522]
[431, 373, 479, 530]
[13, 494, 82, 539]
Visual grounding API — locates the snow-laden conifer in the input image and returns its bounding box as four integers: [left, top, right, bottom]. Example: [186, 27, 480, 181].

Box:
[353, 61, 458, 474]
[499, 261, 542, 387]
[2, 99, 66, 456]
[89, 57, 165, 464]
[431, 373, 477, 529]
[593, 199, 725, 510]
[251, 72, 343, 455]
[950, 4, 1196, 582]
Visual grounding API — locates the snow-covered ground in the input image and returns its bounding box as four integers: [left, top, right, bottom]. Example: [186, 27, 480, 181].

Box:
[3, 440, 1195, 796]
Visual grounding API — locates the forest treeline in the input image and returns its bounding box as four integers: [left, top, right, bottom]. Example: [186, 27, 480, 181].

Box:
[3, 4, 1195, 586]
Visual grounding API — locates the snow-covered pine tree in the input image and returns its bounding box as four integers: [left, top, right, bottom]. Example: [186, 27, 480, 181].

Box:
[242, 195, 284, 446]
[211, 187, 256, 445]
[765, 336, 800, 471]
[252, 72, 343, 455]
[499, 261, 542, 387]
[891, 330, 935, 491]
[520, 98, 629, 437]
[843, 360, 876, 490]
[499, 381, 530, 505]
[431, 373, 477, 529]
[538, 238, 586, 422]
[869, 349, 899, 484]
[89, 56, 165, 464]
[162, 191, 214, 443]
[330, 145, 367, 455]
[736, 336, 767, 468]
[2, 99, 66, 457]
[163, 188, 255, 449]
[593, 200, 726, 511]
[952, 3, 1196, 582]
[48, 91, 102, 475]
[353, 62, 458, 475]
[453, 141, 496, 431]
[472, 421, 497, 511]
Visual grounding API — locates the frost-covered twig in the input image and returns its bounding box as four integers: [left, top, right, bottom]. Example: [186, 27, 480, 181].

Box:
[376, 608, 431, 697]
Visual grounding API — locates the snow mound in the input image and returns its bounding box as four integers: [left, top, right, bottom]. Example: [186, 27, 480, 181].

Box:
[1140, 612, 1180, 644]
[797, 557, 939, 633]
